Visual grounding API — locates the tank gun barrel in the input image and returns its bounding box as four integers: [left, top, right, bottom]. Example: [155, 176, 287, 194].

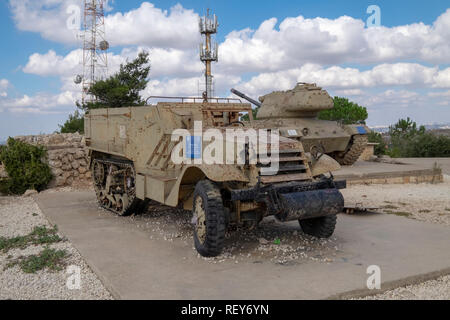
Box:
[231, 88, 262, 108]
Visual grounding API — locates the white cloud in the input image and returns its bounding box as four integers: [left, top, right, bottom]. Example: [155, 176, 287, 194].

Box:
[233, 63, 450, 98]
[143, 74, 241, 99]
[428, 90, 450, 97]
[0, 79, 9, 89]
[433, 67, 450, 88]
[9, 0, 81, 45]
[0, 91, 79, 114]
[361, 90, 422, 108]
[220, 9, 450, 73]
[23, 46, 202, 80]
[23, 49, 83, 77]
[10, 1, 200, 49]
[0, 79, 10, 99]
[333, 89, 365, 96]
[105, 3, 200, 49]
[11, 1, 450, 67]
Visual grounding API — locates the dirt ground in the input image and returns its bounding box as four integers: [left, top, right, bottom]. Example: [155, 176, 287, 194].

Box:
[342, 175, 450, 226]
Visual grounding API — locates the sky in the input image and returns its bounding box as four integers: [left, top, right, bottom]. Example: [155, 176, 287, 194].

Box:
[1, 0, 450, 141]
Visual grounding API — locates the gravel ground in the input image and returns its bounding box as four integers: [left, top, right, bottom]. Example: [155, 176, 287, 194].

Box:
[342, 175, 450, 226]
[2, 175, 448, 300]
[0, 196, 113, 300]
[99, 202, 341, 266]
[358, 275, 450, 300]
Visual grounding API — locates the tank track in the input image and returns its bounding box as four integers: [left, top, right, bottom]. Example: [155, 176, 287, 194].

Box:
[333, 135, 368, 166]
[92, 158, 143, 216]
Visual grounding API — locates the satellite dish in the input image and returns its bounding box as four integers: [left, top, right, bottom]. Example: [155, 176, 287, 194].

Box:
[74, 75, 83, 84]
[99, 40, 109, 51]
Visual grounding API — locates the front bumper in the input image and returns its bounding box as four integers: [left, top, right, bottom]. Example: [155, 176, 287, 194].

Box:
[230, 178, 346, 222]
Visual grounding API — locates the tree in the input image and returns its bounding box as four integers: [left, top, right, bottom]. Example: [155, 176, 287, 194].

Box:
[59, 110, 84, 134]
[59, 51, 151, 132]
[318, 97, 368, 124]
[389, 117, 425, 138]
[77, 51, 151, 111]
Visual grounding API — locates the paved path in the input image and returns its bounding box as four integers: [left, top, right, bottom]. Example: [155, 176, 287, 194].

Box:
[335, 159, 445, 183]
[395, 158, 450, 175]
[35, 191, 450, 300]
[336, 159, 441, 176]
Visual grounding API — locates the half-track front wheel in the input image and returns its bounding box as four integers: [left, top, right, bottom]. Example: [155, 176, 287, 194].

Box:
[333, 135, 368, 165]
[299, 214, 337, 238]
[192, 180, 226, 257]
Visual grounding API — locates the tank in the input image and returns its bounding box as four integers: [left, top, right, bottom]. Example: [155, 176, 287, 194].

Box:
[232, 83, 370, 165]
[85, 97, 346, 257]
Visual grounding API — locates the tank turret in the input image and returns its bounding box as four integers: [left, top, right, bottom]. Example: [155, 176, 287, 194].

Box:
[257, 83, 334, 119]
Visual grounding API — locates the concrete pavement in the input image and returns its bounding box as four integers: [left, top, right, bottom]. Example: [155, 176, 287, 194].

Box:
[34, 191, 450, 300]
[335, 159, 444, 184]
[395, 158, 450, 175]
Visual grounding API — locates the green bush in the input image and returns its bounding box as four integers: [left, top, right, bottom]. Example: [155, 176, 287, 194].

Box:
[398, 133, 450, 158]
[386, 118, 450, 158]
[0, 138, 52, 195]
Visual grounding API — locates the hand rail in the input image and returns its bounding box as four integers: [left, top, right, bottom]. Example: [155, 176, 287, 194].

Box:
[145, 96, 243, 104]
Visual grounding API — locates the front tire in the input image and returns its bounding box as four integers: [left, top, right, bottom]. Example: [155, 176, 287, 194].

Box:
[299, 214, 337, 238]
[192, 180, 226, 257]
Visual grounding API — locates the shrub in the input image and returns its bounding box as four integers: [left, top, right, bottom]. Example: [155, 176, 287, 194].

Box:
[386, 118, 450, 158]
[402, 133, 450, 157]
[0, 138, 52, 195]
[5, 247, 68, 273]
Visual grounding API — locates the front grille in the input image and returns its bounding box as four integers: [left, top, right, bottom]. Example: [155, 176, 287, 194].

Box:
[257, 145, 312, 184]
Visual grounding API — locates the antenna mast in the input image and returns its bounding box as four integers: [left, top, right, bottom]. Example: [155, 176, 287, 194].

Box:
[78, 0, 109, 104]
[199, 9, 218, 101]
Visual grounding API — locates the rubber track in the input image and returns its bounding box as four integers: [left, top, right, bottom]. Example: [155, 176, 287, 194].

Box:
[334, 135, 368, 165]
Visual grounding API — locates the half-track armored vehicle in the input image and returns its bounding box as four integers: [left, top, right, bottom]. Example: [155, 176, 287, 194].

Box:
[232, 83, 370, 165]
[85, 97, 346, 257]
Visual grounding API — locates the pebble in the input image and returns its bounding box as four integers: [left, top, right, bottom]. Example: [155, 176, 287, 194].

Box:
[0, 196, 113, 300]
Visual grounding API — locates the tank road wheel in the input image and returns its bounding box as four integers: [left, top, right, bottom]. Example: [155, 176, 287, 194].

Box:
[333, 135, 368, 165]
[192, 180, 226, 257]
[299, 215, 337, 238]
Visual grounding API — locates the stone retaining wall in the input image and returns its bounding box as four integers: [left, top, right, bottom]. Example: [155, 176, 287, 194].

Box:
[14, 133, 91, 188]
